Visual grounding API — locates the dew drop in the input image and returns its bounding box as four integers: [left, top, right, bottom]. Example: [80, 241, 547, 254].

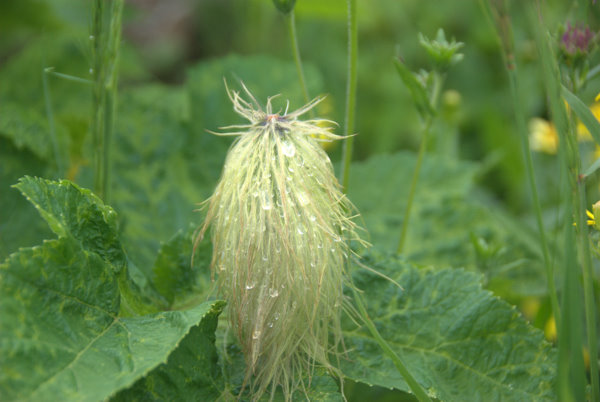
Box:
[297, 191, 310, 206]
[245, 282, 256, 290]
[252, 330, 261, 340]
[281, 140, 296, 157]
[261, 190, 272, 210]
[269, 288, 279, 298]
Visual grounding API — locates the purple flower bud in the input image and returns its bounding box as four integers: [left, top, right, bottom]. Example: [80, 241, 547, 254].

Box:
[561, 23, 596, 56]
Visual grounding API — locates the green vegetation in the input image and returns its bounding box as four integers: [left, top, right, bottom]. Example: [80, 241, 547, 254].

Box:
[1, 0, 598, 400]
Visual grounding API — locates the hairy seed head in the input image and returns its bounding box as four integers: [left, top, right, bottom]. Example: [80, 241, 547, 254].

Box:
[199, 83, 364, 400]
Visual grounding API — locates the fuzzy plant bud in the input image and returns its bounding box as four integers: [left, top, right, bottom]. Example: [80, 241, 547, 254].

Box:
[198, 83, 364, 400]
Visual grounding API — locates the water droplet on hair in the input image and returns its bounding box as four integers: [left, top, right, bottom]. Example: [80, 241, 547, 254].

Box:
[330, 248, 336, 253]
[275, 246, 281, 254]
[253, 191, 259, 198]
[245, 282, 256, 290]
[286, 175, 292, 182]
[261, 190, 272, 210]
[333, 234, 342, 242]
[288, 166, 294, 173]
[297, 191, 310, 206]
[310, 261, 316, 268]
[297, 224, 305, 235]
[317, 243, 323, 249]
[262, 255, 268, 262]
[274, 312, 280, 320]
[292, 301, 298, 310]
[309, 215, 316, 222]
[269, 288, 279, 298]
[252, 330, 261, 339]
[281, 140, 296, 157]
[267, 322, 274, 328]
[218, 264, 226, 271]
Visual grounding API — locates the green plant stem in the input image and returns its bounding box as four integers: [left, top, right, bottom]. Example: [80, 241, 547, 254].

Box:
[42, 66, 63, 177]
[340, 0, 358, 193]
[530, 4, 597, 399]
[483, 0, 560, 327]
[91, 0, 105, 199]
[506, 61, 561, 328]
[285, 11, 311, 107]
[396, 118, 432, 254]
[91, 0, 123, 202]
[396, 75, 442, 254]
[575, 178, 600, 402]
[352, 289, 431, 402]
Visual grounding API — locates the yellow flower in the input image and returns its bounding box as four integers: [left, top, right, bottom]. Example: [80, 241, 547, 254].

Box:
[529, 98, 600, 154]
[576, 102, 600, 141]
[529, 118, 558, 154]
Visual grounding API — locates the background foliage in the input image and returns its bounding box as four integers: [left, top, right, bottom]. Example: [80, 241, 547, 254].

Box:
[2, 0, 597, 400]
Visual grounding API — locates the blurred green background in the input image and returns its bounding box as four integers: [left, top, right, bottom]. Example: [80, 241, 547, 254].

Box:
[1, 0, 599, 400]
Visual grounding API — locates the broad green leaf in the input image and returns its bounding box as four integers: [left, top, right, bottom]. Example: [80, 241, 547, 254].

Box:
[151, 224, 214, 308]
[348, 152, 549, 297]
[561, 85, 600, 147]
[0, 239, 224, 402]
[14, 176, 126, 269]
[0, 138, 51, 260]
[343, 249, 556, 401]
[0, 102, 55, 162]
[1, 176, 226, 401]
[111, 302, 225, 402]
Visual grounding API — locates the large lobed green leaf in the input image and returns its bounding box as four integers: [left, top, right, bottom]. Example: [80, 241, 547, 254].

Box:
[343, 249, 556, 401]
[348, 152, 550, 297]
[0, 177, 225, 401]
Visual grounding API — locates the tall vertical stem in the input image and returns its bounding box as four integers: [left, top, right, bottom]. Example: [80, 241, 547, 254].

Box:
[340, 0, 358, 193]
[91, 0, 105, 199]
[91, 0, 123, 202]
[285, 11, 311, 107]
[396, 75, 442, 254]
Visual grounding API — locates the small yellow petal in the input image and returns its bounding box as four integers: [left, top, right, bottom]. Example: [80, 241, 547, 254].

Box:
[587, 210, 595, 219]
[529, 118, 558, 154]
